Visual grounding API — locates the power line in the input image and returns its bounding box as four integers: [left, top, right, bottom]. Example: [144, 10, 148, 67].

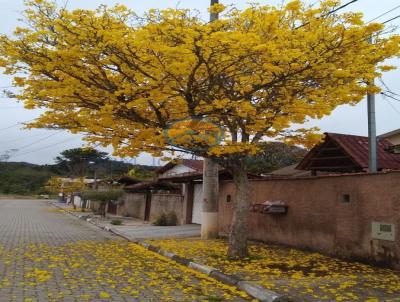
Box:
[0, 131, 56, 144]
[378, 78, 400, 97]
[295, 0, 359, 30]
[385, 90, 400, 97]
[0, 119, 36, 131]
[324, 0, 358, 16]
[10, 137, 80, 158]
[292, 2, 399, 51]
[334, 19, 398, 53]
[0, 123, 22, 131]
[382, 14, 400, 25]
[383, 98, 400, 116]
[14, 131, 61, 150]
[366, 5, 400, 24]
[381, 92, 400, 102]
[310, 0, 322, 7]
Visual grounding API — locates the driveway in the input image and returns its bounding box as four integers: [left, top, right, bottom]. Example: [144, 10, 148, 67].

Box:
[0, 199, 248, 302]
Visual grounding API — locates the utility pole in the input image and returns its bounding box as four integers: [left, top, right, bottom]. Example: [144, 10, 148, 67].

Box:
[210, 0, 219, 21]
[368, 88, 377, 173]
[201, 0, 220, 239]
[368, 37, 377, 173]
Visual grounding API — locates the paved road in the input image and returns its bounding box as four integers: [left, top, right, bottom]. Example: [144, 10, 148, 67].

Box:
[0, 200, 247, 302]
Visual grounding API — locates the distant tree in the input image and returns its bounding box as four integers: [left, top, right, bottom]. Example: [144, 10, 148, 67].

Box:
[246, 142, 307, 174]
[45, 176, 87, 209]
[55, 148, 108, 177]
[127, 167, 155, 180]
[0, 149, 18, 162]
[90, 159, 132, 179]
[45, 176, 86, 194]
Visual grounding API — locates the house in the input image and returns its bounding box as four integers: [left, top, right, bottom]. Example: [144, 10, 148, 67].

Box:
[156, 159, 241, 224]
[157, 159, 265, 224]
[156, 159, 205, 224]
[379, 128, 400, 154]
[296, 132, 400, 174]
[156, 159, 204, 178]
[379, 128, 400, 145]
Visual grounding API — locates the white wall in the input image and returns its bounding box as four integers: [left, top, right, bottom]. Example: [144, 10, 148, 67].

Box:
[385, 133, 400, 145]
[192, 183, 203, 224]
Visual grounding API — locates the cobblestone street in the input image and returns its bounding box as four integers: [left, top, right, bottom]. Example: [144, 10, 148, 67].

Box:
[0, 200, 248, 302]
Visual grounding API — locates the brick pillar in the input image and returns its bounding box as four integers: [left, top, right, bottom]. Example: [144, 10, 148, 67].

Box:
[183, 182, 194, 224]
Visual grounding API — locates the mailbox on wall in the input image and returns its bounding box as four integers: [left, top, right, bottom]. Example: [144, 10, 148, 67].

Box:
[266, 203, 288, 214]
[250, 200, 288, 215]
[372, 222, 395, 241]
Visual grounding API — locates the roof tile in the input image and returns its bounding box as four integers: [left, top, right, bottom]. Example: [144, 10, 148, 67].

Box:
[326, 133, 400, 170]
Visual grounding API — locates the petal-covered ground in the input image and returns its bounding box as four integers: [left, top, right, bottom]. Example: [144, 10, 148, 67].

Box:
[147, 238, 400, 302]
[0, 241, 250, 302]
[0, 200, 250, 302]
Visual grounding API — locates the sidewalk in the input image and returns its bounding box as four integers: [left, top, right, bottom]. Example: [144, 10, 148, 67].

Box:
[52, 202, 201, 240]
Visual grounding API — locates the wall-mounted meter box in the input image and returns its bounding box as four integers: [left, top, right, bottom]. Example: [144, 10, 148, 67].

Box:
[372, 222, 395, 241]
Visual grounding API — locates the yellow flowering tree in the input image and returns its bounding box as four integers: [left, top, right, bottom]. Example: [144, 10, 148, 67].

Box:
[45, 176, 86, 209]
[1, 0, 399, 257]
[45, 177, 86, 194]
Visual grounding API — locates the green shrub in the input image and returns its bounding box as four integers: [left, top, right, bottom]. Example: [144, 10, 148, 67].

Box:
[110, 219, 122, 225]
[166, 211, 178, 226]
[153, 212, 178, 226]
[153, 213, 168, 226]
[81, 189, 124, 202]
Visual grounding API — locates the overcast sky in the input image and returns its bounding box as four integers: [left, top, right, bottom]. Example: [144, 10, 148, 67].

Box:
[0, 0, 399, 165]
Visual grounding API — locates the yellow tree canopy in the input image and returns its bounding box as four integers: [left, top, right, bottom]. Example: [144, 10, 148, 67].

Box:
[0, 0, 399, 161]
[45, 177, 86, 194]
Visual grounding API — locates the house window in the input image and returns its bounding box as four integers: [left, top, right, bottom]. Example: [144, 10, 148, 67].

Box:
[341, 194, 351, 203]
[226, 194, 231, 203]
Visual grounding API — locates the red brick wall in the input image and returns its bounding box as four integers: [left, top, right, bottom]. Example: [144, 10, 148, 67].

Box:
[219, 171, 400, 268]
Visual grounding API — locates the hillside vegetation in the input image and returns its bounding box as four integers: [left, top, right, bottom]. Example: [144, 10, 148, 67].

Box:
[0, 161, 154, 196]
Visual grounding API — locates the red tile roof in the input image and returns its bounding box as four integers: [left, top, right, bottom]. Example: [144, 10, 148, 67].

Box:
[327, 133, 400, 170]
[181, 159, 204, 171]
[297, 133, 400, 171]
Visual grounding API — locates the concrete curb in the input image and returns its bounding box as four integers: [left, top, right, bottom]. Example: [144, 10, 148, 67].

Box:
[188, 261, 216, 275]
[238, 281, 291, 302]
[51, 202, 291, 302]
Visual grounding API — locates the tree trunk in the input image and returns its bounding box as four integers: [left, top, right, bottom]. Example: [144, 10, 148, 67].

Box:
[71, 194, 76, 210]
[81, 197, 86, 212]
[228, 163, 251, 258]
[201, 158, 219, 239]
[100, 202, 106, 217]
